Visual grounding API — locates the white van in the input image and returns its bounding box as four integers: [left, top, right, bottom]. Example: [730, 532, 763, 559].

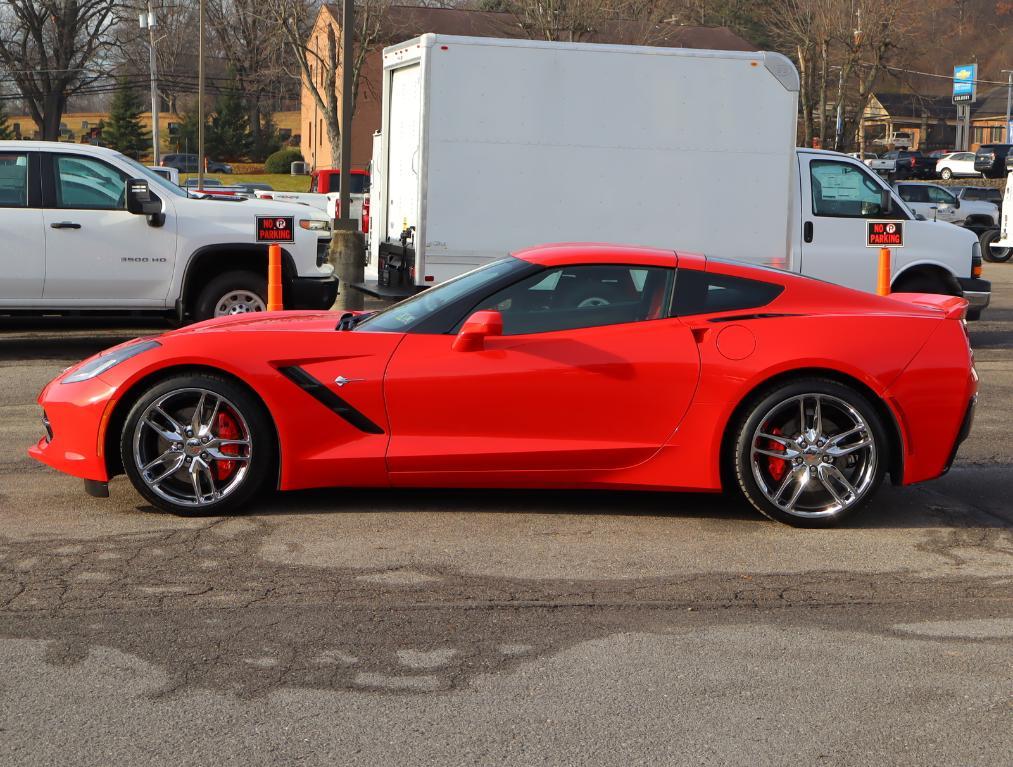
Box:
[365, 35, 989, 317]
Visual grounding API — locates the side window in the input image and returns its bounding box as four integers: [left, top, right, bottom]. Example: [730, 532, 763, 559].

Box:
[672, 270, 784, 317]
[925, 186, 956, 204]
[810, 160, 889, 218]
[54, 155, 128, 210]
[897, 185, 927, 203]
[465, 264, 675, 335]
[0, 153, 29, 208]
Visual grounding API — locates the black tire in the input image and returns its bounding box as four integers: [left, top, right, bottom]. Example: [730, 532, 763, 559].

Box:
[120, 373, 274, 516]
[731, 378, 888, 528]
[891, 271, 959, 296]
[980, 229, 1012, 263]
[940, 168, 952, 180]
[194, 270, 267, 321]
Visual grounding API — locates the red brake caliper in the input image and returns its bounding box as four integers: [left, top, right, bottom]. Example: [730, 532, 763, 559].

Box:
[766, 426, 788, 482]
[215, 412, 240, 481]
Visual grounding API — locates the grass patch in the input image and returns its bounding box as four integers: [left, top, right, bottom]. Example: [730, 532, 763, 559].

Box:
[180, 173, 314, 192]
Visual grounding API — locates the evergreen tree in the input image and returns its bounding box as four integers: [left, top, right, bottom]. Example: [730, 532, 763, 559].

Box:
[206, 77, 251, 161]
[250, 114, 281, 162]
[103, 79, 150, 159]
[0, 101, 13, 140]
[174, 110, 204, 155]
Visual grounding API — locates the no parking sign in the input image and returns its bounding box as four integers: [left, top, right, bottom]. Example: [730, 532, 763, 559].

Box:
[256, 215, 295, 243]
[866, 220, 904, 248]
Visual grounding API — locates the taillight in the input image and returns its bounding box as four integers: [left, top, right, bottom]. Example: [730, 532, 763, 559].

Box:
[361, 197, 370, 233]
[909, 157, 916, 167]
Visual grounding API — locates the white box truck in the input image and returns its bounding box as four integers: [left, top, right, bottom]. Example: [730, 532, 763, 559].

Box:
[364, 35, 990, 316]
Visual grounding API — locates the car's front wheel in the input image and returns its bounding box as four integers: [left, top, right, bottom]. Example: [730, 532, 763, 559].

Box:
[940, 167, 953, 180]
[981, 229, 1012, 263]
[120, 374, 274, 515]
[732, 379, 888, 527]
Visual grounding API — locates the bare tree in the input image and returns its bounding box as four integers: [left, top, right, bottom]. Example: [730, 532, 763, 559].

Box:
[0, 0, 117, 139]
[268, 0, 390, 168]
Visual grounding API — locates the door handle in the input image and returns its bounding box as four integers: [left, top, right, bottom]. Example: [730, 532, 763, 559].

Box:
[50, 222, 81, 229]
[803, 221, 813, 243]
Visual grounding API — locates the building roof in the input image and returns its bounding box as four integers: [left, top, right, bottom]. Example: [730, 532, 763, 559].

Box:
[321, 5, 756, 52]
[872, 92, 955, 120]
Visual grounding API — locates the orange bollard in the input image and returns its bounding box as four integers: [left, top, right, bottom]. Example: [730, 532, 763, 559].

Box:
[877, 247, 891, 296]
[267, 244, 283, 311]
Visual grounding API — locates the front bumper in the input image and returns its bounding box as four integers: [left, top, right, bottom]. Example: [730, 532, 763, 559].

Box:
[287, 275, 339, 310]
[957, 276, 991, 312]
[28, 376, 114, 482]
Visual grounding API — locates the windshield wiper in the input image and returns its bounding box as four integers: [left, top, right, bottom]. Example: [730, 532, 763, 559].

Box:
[336, 311, 377, 331]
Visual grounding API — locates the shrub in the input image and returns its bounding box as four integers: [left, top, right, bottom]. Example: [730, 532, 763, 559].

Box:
[264, 148, 305, 174]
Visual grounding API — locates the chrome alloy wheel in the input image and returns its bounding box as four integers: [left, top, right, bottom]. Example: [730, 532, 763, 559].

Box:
[132, 388, 253, 508]
[749, 393, 877, 519]
[213, 290, 265, 317]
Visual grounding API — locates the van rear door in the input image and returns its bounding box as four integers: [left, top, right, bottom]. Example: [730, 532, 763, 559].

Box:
[385, 62, 422, 249]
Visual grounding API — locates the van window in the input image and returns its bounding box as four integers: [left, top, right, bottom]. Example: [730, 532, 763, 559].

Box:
[810, 160, 889, 218]
[0, 153, 28, 208]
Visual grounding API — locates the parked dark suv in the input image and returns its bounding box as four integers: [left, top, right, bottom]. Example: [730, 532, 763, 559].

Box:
[161, 153, 233, 174]
[973, 144, 1013, 179]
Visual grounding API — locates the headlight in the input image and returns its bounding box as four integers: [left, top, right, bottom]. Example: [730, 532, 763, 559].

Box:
[299, 218, 331, 232]
[62, 340, 161, 384]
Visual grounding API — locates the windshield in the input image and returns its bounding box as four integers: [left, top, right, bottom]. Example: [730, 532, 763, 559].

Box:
[356, 258, 528, 333]
[115, 153, 188, 198]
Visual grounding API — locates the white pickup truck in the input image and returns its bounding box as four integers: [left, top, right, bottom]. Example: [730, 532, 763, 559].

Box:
[847, 152, 896, 175]
[0, 142, 337, 321]
[253, 168, 368, 225]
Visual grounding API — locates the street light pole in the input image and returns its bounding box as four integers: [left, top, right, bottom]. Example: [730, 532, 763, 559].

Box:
[339, 0, 353, 226]
[197, 0, 206, 190]
[1003, 70, 1013, 144]
[142, 1, 160, 165]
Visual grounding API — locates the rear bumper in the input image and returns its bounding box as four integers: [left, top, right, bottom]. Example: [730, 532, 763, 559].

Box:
[287, 275, 339, 310]
[942, 395, 976, 475]
[957, 276, 991, 312]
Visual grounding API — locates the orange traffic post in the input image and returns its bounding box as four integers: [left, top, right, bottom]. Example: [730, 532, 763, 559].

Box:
[877, 247, 891, 296]
[267, 244, 283, 311]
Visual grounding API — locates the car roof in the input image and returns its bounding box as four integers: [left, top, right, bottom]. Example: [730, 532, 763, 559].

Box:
[0, 140, 124, 157]
[511, 243, 683, 268]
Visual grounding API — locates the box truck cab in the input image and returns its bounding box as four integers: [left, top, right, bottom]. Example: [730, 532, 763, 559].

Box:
[364, 35, 989, 316]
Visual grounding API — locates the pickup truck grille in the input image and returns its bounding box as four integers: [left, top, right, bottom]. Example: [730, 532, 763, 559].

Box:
[317, 238, 331, 267]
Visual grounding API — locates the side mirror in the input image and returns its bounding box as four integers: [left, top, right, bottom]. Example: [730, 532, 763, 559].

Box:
[453, 310, 503, 352]
[125, 179, 164, 226]
[880, 189, 893, 214]
[952, 197, 960, 209]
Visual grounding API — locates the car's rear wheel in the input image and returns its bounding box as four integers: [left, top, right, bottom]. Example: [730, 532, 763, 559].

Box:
[120, 374, 274, 516]
[732, 379, 887, 527]
[980, 229, 1012, 263]
[195, 271, 268, 321]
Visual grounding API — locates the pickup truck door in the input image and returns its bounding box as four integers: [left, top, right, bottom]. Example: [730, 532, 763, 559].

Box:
[798, 154, 907, 291]
[41, 153, 177, 305]
[0, 150, 45, 302]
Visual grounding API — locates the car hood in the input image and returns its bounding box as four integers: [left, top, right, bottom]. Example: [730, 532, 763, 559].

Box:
[165, 311, 348, 337]
[181, 194, 327, 219]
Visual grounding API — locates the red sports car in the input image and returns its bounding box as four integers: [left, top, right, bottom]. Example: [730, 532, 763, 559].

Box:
[29, 244, 976, 527]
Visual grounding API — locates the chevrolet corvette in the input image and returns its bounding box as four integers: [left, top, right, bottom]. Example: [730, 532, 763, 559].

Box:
[30, 244, 977, 527]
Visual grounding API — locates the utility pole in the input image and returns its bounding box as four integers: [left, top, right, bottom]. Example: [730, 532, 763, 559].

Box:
[1003, 70, 1013, 144]
[140, 2, 160, 165]
[339, 0, 353, 226]
[197, 0, 206, 190]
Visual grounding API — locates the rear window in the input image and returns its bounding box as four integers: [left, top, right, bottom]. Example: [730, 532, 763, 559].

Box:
[673, 270, 784, 316]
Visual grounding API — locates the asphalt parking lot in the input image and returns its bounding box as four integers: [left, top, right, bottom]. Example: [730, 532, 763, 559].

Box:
[1, 274, 1011, 766]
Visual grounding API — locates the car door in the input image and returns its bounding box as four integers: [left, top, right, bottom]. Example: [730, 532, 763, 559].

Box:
[382, 263, 701, 482]
[798, 154, 906, 291]
[955, 152, 976, 175]
[0, 150, 45, 302]
[41, 153, 177, 305]
[924, 185, 961, 223]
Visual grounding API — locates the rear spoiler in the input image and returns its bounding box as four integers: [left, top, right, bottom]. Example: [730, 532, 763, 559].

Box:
[888, 292, 968, 320]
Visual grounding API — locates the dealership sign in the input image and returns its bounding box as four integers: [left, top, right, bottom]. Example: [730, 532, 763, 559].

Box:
[952, 64, 976, 104]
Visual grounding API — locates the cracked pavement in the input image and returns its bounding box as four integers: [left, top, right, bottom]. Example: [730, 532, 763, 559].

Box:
[1, 270, 1012, 766]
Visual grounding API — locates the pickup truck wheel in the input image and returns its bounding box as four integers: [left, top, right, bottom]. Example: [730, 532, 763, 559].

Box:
[980, 229, 1012, 263]
[195, 271, 268, 321]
